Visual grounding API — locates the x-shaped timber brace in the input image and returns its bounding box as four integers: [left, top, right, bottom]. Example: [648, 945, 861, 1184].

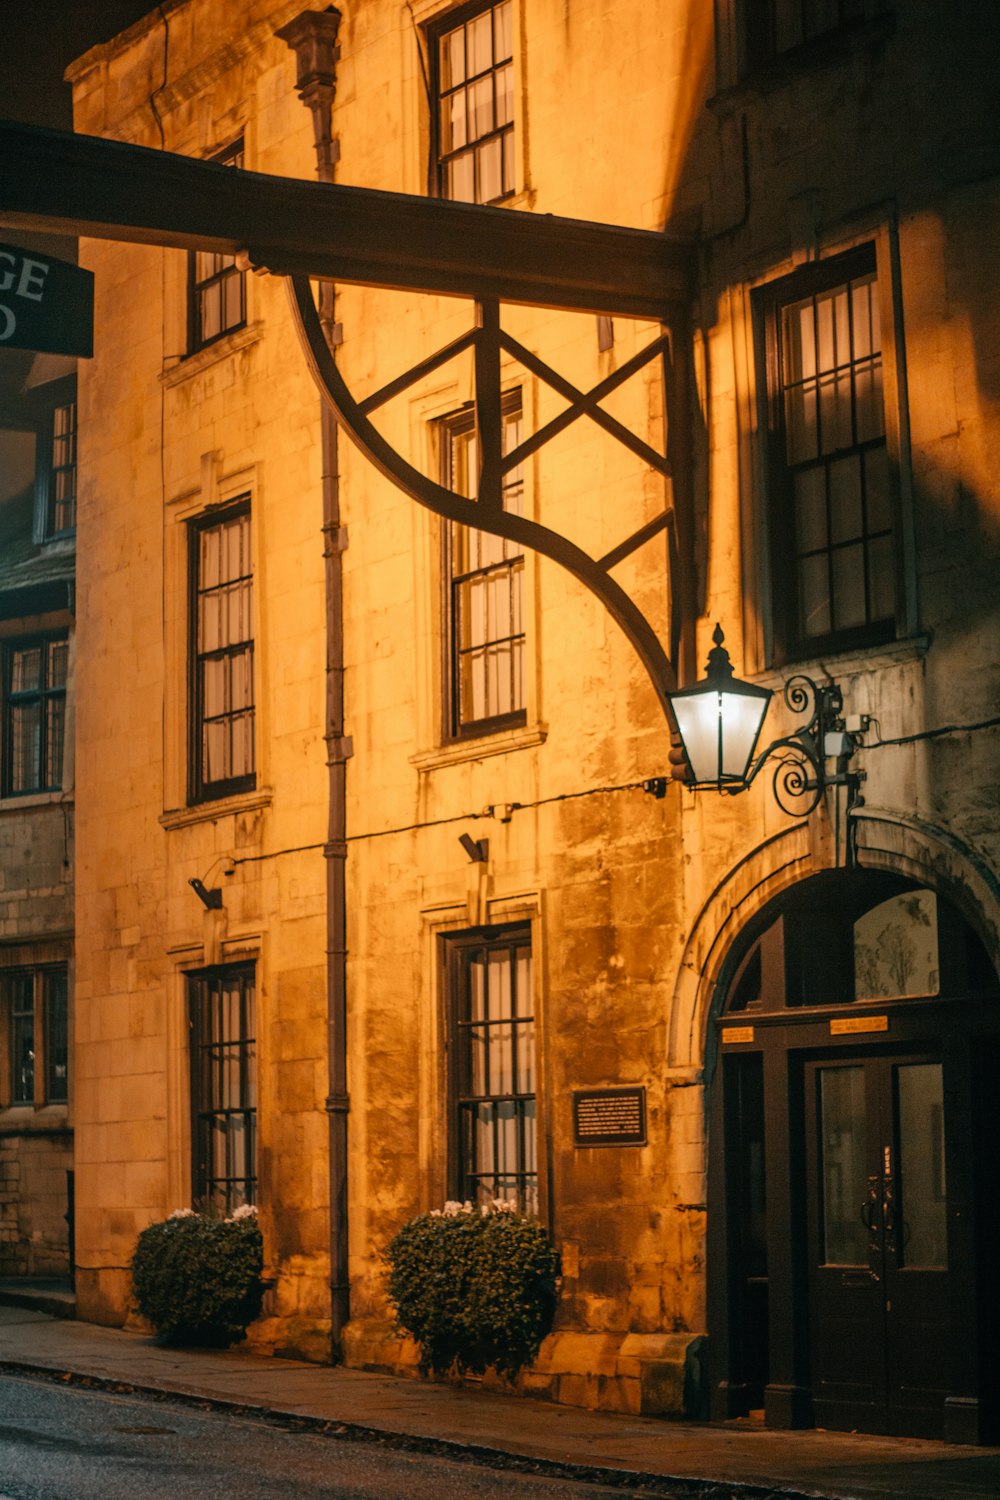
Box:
[0, 121, 697, 720]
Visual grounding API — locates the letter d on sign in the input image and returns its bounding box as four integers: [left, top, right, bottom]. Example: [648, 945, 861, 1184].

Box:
[0, 305, 16, 341]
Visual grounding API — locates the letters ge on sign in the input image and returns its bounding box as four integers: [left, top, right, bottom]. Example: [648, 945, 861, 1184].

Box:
[0, 243, 94, 358]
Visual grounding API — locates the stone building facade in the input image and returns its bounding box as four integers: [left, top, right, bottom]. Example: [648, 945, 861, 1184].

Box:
[64, 0, 999, 1442]
[0, 345, 76, 1278]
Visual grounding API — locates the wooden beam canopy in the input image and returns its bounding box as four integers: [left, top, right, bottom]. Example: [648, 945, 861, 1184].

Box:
[0, 121, 692, 319]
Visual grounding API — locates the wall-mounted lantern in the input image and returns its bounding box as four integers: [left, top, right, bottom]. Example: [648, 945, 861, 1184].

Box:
[644, 624, 865, 817]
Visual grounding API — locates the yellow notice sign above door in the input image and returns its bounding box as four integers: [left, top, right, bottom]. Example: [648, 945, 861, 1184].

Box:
[722, 1026, 755, 1044]
[830, 1015, 889, 1035]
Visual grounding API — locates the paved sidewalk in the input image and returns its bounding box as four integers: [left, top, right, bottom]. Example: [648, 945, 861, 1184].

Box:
[1, 1304, 999, 1500]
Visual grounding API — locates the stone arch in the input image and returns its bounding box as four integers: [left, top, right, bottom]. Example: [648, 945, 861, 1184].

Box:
[667, 807, 1000, 1072]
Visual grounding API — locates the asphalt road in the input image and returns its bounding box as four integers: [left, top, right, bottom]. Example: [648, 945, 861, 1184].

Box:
[0, 1373, 677, 1500]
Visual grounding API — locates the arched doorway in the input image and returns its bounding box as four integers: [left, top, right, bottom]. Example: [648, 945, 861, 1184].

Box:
[706, 869, 1000, 1443]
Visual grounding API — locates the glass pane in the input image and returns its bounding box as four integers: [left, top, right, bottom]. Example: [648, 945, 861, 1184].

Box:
[12, 1005, 35, 1103]
[785, 380, 818, 464]
[495, 2, 513, 60]
[48, 640, 69, 689]
[819, 1066, 868, 1265]
[773, 0, 803, 52]
[477, 136, 502, 203]
[854, 356, 884, 443]
[515, 1018, 534, 1093]
[798, 552, 831, 637]
[867, 533, 895, 622]
[45, 970, 69, 1102]
[854, 889, 939, 1000]
[502, 129, 515, 195]
[794, 465, 827, 552]
[495, 62, 513, 127]
[818, 367, 853, 453]
[864, 443, 892, 533]
[440, 91, 466, 153]
[897, 1063, 947, 1267]
[783, 299, 815, 383]
[440, 25, 465, 90]
[488, 949, 512, 1022]
[447, 150, 476, 203]
[467, 11, 492, 76]
[831, 541, 866, 629]
[468, 957, 485, 1023]
[11, 646, 41, 693]
[45, 697, 65, 789]
[11, 702, 41, 791]
[200, 527, 220, 590]
[469, 75, 493, 139]
[200, 284, 221, 343]
[829, 453, 863, 543]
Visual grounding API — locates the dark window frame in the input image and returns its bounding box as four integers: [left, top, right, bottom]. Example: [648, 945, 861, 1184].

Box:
[758, 244, 898, 663]
[188, 962, 257, 1213]
[188, 499, 256, 806]
[444, 924, 537, 1214]
[32, 374, 78, 540]
[1, 964, 69, 1108]
[440, 392, 527, 741]
[1, 632, 69, 797]
[743, 0, 866, 74]
[428, 0, 515, 205]
[187, 140, 247, 354]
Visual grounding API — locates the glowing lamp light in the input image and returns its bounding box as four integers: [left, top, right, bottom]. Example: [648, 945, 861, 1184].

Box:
[668, 624, 772, 789]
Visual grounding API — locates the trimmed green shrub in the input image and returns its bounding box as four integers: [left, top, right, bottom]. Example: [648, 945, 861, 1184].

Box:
[130, 1206, 264, 1346]
[385, 1201, 560, 1379]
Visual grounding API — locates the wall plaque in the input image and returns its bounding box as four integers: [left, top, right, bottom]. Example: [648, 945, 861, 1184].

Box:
[722, 1025, 755, 1044]
[573, 1087, 646, 1147]
[830, 1015, 889, 1035]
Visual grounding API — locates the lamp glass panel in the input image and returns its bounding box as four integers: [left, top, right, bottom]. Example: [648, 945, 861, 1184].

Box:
[672, 692, 723, 784]
[719, 689, 771, 779]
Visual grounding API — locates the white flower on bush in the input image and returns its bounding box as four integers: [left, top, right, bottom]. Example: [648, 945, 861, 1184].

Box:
[167, 1208, 196, 1220]
[228, 1203, 258, 1223]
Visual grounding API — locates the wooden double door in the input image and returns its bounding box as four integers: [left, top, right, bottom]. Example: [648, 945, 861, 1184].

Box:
[804, 1049, 949, 1436]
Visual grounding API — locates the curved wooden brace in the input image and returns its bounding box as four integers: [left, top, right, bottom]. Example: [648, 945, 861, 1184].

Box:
[287, 274, 677, 713]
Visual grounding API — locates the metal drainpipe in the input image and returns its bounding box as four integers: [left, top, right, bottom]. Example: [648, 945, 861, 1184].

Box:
[276, 8, 350, 1359]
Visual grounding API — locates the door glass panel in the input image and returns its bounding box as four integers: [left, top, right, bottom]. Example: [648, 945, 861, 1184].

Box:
[819, 1066, 868, 1264]
[897, 1062, 947, 1268]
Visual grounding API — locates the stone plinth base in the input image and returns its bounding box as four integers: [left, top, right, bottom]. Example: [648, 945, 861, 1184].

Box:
[341, 1319, 706, 1417]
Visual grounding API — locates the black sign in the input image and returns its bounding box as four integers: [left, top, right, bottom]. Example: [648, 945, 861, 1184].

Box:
[0, 243, 94, 358]
[573, 1087, 647, 1147]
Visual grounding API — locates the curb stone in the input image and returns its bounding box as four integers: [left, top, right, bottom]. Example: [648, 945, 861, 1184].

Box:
[0, 1357, 826, 1500]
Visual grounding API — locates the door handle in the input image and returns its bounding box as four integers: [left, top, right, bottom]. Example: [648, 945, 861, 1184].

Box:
[883, 1176, 896, 1242]
[860, 1175, 880, 1245]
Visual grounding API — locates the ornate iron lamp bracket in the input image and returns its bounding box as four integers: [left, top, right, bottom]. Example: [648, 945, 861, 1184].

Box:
[287, 275, 688, 720]
[742, 675, 864, 817]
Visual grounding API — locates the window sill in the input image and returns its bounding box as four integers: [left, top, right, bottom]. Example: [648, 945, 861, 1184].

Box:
[762, 632, 931, 686]
[0, 790, 72, 814]
[0, 1104, 70, 1137]
[160, 322, 264, 388]
[411, 723, 547, 773]
[160, 786, 273, 831]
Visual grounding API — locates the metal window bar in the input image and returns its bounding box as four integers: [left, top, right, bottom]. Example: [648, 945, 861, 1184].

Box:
[436, 1, 514, 204]
[455, 935, 536, 1212]
[190, 967, 257, 1212]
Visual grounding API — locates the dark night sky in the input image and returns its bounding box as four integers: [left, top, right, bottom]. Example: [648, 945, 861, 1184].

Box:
[0, 0, 157, 129]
